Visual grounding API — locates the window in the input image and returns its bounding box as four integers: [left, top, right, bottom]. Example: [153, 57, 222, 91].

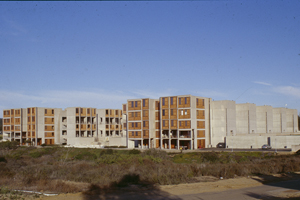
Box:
[135, 122, 138, 127]
[181, 110, 183, 115]
[162, 109, 165, 116]
[106, 110, 109, 115]
[28, 108, 30, 114]
[52, 118, 54, 122]
[170, 97, 173, 105]
[32, 116, 35, 122]
[76, 108, 79, 114]
[143, 121, 145, 127]
[45, 126, 47, 130]
[52, 109, 54, 114]
[80, 108, 83, 114]
[131, 112, 134, 117]
[123, 105, 127, 111]
[185, 121, 187, 126]
[143, 131, 146, 136]
[179, 98, 181, 105]
[179, 121, 182, 126]
[171, 120, 174, 127]
[135, 101, 138, 107]
[135, 131, 138, 136]
[185, 97, 187, 104]
[45, 109, 47, 114]
[135, 112, 138, 117]
[131, 101, 134, 108]
[185, 110, 187, 115]
[132, 122, 134, 128]
[115, 110, 118, 115]
[143, 99, 145, 107]
[87, 109, 90, 114]
[162, 98, 165, 106]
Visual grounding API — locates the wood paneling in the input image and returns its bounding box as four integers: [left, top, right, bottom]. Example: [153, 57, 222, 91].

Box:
[197, 110, 205, 119]
[197, 130, 205, 138]
[197, 121, 205, 129]
[196, 98, 205, 109]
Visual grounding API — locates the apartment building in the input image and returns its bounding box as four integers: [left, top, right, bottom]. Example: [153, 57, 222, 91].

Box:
[3, 107, 62, 146]
[123, 95, 211, 150]
[2, 94, 299, 149]
[123, 98, 157, 148]
[2, 107, 126, 147]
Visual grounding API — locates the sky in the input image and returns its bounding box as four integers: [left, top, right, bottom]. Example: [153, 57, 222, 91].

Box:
[0, 1, 300, 117]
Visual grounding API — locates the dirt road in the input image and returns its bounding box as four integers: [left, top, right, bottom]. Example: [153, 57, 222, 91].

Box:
[37, 173, 300, 200]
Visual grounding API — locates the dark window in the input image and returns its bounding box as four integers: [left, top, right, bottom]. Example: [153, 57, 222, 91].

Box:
[162, 98, 165, 106]
[52, 109, 54, 114]
[185, 97, 187, 104]
[143, 99, 145, 107]
[135, 101, 138, 107]
[171, 109, 173, 115]
[143, 121, 145, 127]
[170, 97, 173, 105]
[28, 108, 30, 114]
[179, 98, 181, 105]
[171, 120, 174, 127]
[132, 132, 134, 136]
[162, 109, 165, 116]
[135, 131, 138, 136]
[76, 108, 79, 113]
[135, 122, 138, 127]
[131, 101, 134, 108]
[132, 122, 134, 128]
[45, 109, 47, 114]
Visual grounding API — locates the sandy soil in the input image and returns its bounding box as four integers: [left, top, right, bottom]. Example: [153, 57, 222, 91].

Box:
[34, 172, 300, 200]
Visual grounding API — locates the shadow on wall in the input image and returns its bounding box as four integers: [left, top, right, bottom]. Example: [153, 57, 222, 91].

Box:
[82, 173, 181, 200]
[246, 173, 300, 199]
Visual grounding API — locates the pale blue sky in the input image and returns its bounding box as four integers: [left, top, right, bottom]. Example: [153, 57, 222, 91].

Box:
[1, 1, 300, 117]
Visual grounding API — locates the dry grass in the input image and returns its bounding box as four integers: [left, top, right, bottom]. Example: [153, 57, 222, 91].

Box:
[1, 144, 300, 195]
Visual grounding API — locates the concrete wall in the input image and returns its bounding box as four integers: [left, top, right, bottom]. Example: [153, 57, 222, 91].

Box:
[256, 105, 273, 134]
[226, 135, 300, 149]
[211, 100, 236, 147]
[236, 103, 257, 134]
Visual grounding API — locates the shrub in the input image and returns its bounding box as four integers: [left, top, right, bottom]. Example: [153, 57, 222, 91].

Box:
[128, 149, 141, 155]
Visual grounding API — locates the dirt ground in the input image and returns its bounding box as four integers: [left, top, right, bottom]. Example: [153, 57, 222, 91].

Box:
[33, 172, 300, 200]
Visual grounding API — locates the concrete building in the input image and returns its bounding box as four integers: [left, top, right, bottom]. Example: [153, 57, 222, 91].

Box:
[2, 94, 299, 149]
[123, 95, 211, 150]
[2, 107, 126, 147]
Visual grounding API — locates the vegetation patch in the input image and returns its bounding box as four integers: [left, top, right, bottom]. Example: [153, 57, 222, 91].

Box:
[0, 144, 300, 195]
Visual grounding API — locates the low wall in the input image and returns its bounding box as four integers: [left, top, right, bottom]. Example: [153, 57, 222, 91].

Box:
[226, 135, 300, 149]
[291, 145, 300, 152]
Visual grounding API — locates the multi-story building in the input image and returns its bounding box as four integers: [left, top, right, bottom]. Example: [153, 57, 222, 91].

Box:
[2, 94, 299, 149]
[2, 107, 126, 147]
[123, 98, 157, 148]
[3, 107, 62, 145]
[123, 95, 211, 150]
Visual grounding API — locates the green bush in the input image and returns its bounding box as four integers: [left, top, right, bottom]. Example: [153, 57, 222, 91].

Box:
[128, 149, 141, 155]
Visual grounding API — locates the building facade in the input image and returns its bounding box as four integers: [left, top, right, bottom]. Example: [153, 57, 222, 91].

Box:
[2, 94, 300, 149]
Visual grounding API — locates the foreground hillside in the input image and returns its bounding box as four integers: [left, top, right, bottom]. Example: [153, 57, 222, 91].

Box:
[0, 142, 300, 196]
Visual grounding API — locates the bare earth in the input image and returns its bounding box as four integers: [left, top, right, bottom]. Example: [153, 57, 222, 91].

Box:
[38, 172, 300, 200]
